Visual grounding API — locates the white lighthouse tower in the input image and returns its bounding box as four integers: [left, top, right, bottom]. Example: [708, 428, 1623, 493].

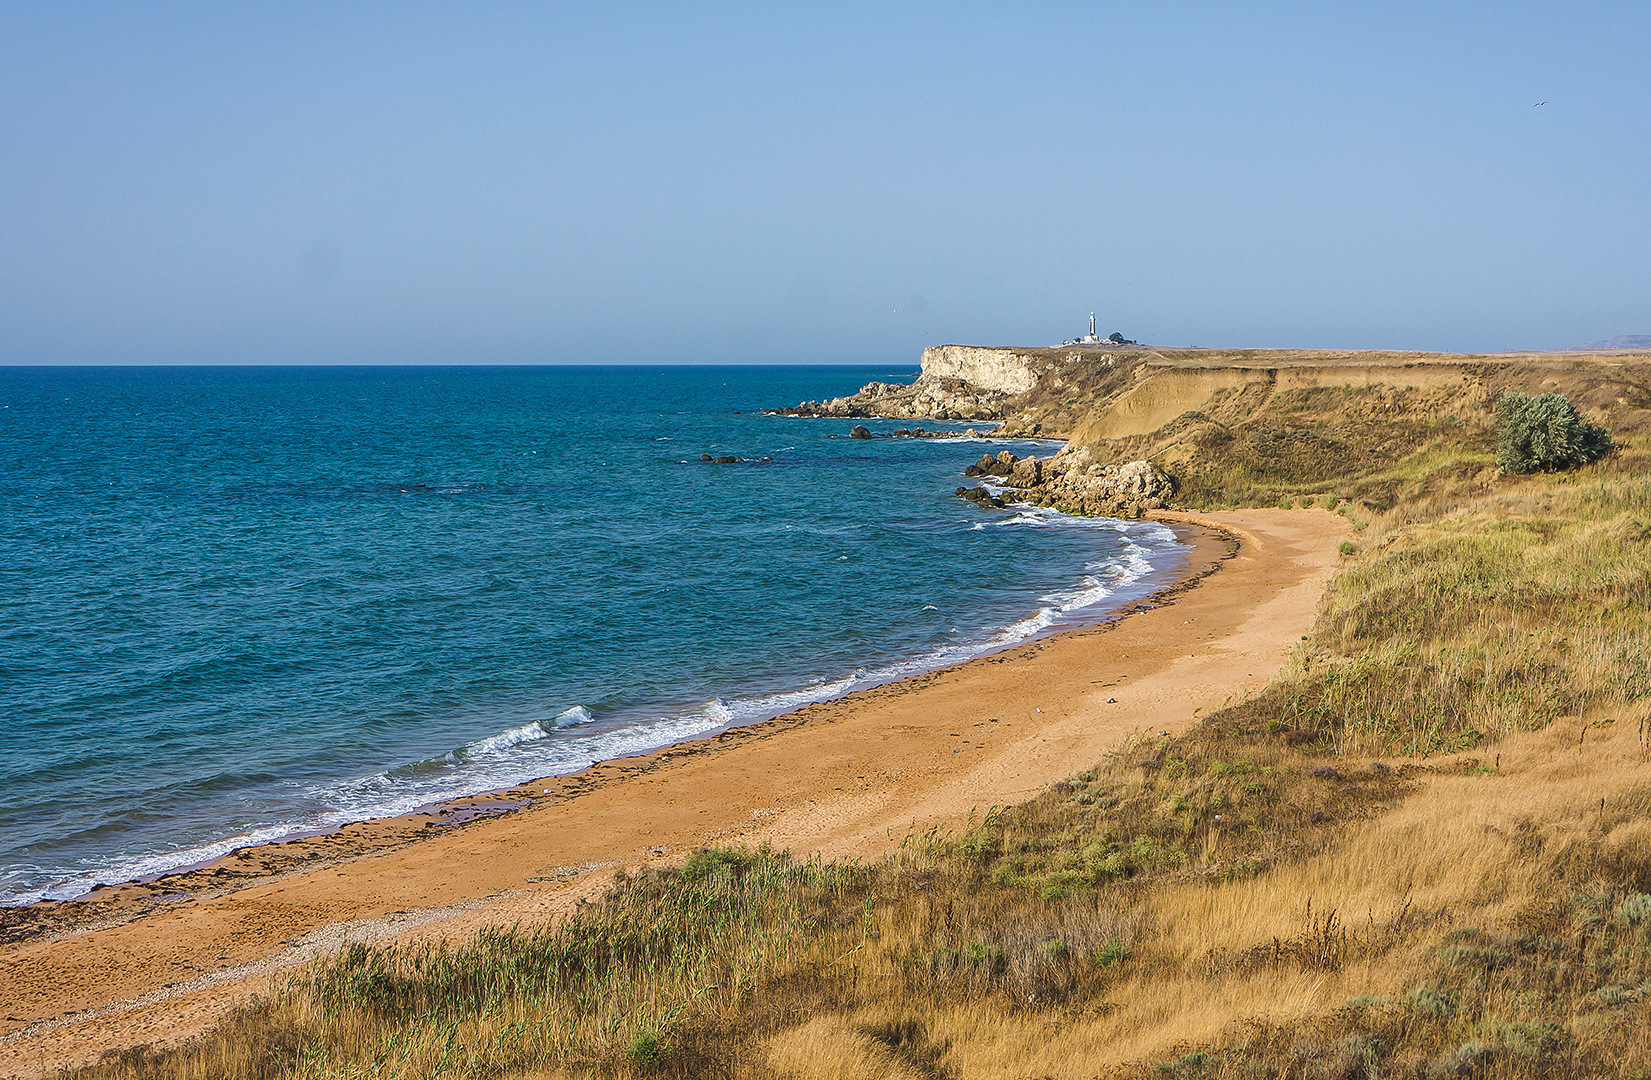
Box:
[1058, 312, 1108, 347]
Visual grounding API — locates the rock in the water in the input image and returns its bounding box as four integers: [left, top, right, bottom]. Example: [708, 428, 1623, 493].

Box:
[999, 452, 1175, 519]
[955, 485, 1007, 509]
[849, 425, 873, 439]
[700, 454, 714, 461]
[714, 456, 740, 464]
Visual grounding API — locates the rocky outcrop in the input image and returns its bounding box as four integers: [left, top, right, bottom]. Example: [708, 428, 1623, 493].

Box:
[1026, 453, 1176, 517]
[776, 377, 1010, 422]
[955, 447, 1175, 519]
[771, 346, 1048, 422]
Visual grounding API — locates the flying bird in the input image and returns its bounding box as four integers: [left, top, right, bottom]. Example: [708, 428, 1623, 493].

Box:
[1534, 101, 1547, 107]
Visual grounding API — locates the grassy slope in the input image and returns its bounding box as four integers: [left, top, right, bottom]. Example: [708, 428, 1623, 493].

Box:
[67, 357, 1651, 1080]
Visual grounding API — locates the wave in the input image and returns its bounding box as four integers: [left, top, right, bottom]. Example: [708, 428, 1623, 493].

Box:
[457, 705, 594, 756]
[2, 514, 1186, 907]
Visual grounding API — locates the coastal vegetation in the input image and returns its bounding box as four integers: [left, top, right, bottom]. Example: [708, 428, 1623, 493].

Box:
[58, 358, 1651, 1078]
[1494, 392, 1613, 474]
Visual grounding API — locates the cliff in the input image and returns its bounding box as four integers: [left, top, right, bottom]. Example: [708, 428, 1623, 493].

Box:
[781, 342, 1651, 511]
[916, 345, 1043, 394]
[773, 344, 1103, 422]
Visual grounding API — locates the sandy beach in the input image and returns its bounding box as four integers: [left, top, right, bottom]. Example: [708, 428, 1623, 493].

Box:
[0, 508, 1348, 1077]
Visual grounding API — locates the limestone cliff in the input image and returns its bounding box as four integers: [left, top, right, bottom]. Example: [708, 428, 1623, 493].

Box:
[917, 346, 1042, 394]
[773, 345, 1077, 421]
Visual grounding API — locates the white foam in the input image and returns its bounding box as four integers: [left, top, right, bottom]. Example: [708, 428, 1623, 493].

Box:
[461, 719, 550, 756]
[553, 705, 595, 728]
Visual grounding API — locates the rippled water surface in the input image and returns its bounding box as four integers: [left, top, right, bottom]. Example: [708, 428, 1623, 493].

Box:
[0, 365, 1186, 903]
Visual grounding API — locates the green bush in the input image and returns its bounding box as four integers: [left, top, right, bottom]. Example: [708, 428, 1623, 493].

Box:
[1494, 392, 1611, 473]
[679, 845, 758, 882]
[1090, 941, 1130, 967]
[626, 1031, 664, 1065]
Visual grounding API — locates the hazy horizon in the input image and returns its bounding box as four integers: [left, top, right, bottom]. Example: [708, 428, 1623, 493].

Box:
[3, 4, 1648, 366]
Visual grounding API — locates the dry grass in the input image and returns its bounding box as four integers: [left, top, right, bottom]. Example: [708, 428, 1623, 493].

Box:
[58, 430, 1651, 1079]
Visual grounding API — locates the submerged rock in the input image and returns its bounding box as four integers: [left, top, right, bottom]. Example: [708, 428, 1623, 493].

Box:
[956, 485, 1006, 509]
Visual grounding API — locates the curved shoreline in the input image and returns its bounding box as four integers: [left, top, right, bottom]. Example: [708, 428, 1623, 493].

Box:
[2, 510, 1185, 911]
[0, 508, 1350, 1075]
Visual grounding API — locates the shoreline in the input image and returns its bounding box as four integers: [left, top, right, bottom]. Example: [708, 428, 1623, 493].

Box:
[1, 506, 1182, 911]
[0, 508, 1350, 1076]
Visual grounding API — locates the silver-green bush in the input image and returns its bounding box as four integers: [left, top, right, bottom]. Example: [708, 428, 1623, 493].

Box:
[1495, 391, 1611, 473]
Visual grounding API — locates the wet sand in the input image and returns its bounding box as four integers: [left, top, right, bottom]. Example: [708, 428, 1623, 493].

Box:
[0, 509, 1349, 1077]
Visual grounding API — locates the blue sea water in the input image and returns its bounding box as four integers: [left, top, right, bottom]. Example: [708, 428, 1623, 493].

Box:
[0, 365, 1186, 905]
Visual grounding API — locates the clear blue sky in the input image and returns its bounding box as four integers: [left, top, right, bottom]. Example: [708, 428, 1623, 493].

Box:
[2, 3, 1647, 364]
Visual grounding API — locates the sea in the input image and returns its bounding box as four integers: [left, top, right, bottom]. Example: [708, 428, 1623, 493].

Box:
[0, 365, 1187, 905]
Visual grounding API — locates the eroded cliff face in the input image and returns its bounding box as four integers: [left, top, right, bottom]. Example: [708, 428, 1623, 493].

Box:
[917, 346, 1042, 394]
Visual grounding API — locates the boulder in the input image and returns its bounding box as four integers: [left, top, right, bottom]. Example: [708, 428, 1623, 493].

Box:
[849, 425, 873, 439]
[969, 451, 1018, 478]
[1008, 457, 1043, 487]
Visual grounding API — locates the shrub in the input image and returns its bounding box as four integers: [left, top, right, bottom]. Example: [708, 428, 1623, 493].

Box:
[1494, 391, 1611, 473]
[1617, 893, 1651, 925]
[1090, 941, 1130, 967]
[1426, 1041, 1492, 1077]
[1406, 987, 1458, 1017]
[680, 846, 757, 882]
[626, 1030, 664, 1065]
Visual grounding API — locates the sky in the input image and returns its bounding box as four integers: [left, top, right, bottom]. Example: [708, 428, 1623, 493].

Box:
[1, 2, 1648, 365]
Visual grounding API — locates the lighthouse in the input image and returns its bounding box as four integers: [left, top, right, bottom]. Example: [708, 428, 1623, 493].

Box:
[1057, 313, 1107, 348]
